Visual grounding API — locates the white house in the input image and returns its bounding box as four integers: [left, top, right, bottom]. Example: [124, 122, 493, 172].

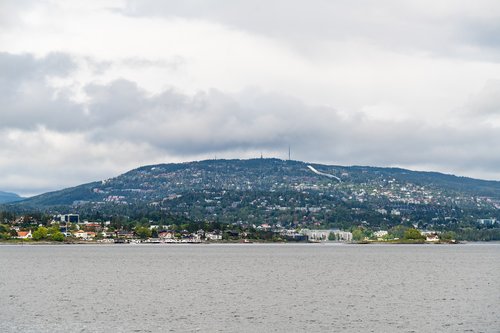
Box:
[205, 232, 222, 240]
[426, 234, 440, 242]
[73, 230, 88, 239]
[374, 230, 388, 239]
[159, 231, 175, 239]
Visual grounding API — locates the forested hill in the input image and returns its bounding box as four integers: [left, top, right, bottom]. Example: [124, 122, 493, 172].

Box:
[11, 158, 500, 207]
[0, 191, 23, 204]
[6, 158, 500, 230]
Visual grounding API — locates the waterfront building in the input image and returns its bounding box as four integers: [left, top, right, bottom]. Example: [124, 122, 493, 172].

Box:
[300, 229, 352, 242]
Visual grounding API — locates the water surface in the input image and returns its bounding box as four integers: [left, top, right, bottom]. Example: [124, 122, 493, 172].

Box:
[0, 243, 499, 332]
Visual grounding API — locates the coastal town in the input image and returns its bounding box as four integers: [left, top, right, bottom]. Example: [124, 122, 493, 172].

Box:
[1, 213, 461, 244]
[2, 160, 500, 243]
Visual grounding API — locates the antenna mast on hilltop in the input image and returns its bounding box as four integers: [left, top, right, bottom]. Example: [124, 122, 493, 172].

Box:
[288, 145, 291, 161]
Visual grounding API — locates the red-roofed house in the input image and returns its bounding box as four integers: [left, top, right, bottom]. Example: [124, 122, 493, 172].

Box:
[17, 230, 32, 239]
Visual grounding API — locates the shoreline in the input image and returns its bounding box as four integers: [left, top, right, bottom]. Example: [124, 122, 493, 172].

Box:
[0, 239, 490, 246]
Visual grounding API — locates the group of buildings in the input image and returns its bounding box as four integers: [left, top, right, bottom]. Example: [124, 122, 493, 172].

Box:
[9, 212, 454, 243]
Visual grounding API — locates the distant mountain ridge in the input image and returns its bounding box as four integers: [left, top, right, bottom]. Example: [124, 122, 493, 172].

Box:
[10, 158, 500, 207]
[0, 191, 23, 204]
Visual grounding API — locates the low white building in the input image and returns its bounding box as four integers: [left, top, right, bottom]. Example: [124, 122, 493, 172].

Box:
[205, 232, 222, 241]
[426, 234, 440, 242]
[159, 231, 175, 239]
[374, 230, 388, 238]
[301, 229, 352, 242]
[73, 230, 88, 239]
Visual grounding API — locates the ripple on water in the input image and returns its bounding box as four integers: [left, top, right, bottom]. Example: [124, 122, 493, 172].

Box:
[0, 244, 499, 332]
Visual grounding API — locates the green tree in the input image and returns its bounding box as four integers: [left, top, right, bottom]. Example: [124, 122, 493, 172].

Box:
[403, 228, 424, 240]
[139, 217, 150, 226]
[135, 226, 152, 239]
[32, 227, 48, 240]
[352, 228, 365, 241]
[440, 231, 457, 241]
[51, 231, 65, 242]
[389, 225, 408, 239]
[48, 226, 60, 235]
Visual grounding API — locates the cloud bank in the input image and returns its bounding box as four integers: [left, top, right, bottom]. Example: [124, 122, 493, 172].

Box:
[0, 1, 500, 195]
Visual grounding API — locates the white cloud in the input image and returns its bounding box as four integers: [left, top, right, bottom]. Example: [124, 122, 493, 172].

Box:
[0, 0, 500, 195]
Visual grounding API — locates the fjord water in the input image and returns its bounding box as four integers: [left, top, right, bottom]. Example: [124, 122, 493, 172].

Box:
[1, 244, 498, 333]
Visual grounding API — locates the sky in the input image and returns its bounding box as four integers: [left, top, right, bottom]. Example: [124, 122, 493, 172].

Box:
[1, 0, 500, 196]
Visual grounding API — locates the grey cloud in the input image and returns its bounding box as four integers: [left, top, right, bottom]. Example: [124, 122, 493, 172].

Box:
[3, 51, 500, 183]
[123, 0, 500, 55]
[0, 53, 182, 132]
[459, 80, 500, 120]
[122, 0, 500, 60]
[94, 88, 324, 154]
[0, 52, 86, 131]
[84, 79, 151, 126]
[0, 53, 160, 131]
[83, 57, 113, 75]
[0, 52, 75, 81]
[36, 52, 76, 76]
[460, 20, 500, 50]
[122, 0, 421, 45]
[79, 79, 500, 179]
[4, 0, 499, 60]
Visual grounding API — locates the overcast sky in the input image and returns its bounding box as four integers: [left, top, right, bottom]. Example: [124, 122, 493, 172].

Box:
[1, 0, 500, 196]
